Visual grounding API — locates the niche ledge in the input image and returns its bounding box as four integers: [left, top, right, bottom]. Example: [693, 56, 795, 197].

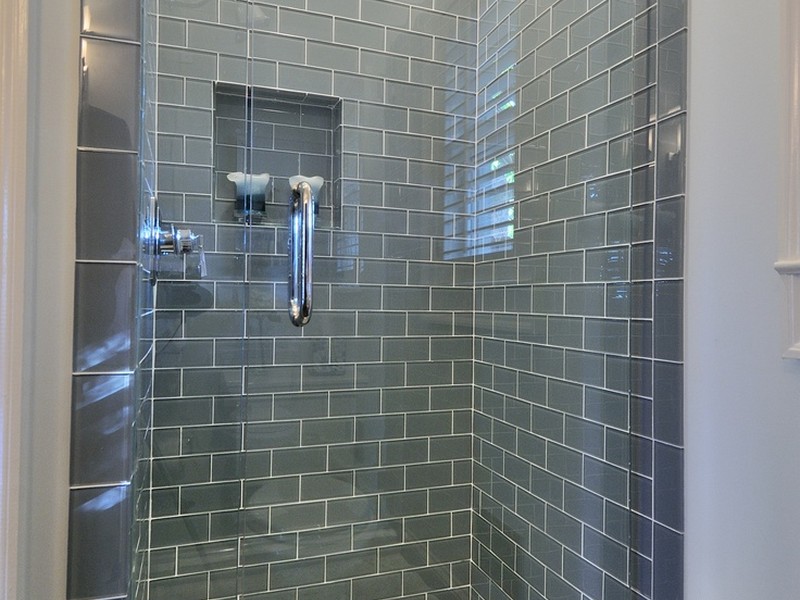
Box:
[213, 83, 342, 229]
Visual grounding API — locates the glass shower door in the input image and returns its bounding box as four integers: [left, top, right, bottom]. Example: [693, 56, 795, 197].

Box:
[132, 1, 686, 599]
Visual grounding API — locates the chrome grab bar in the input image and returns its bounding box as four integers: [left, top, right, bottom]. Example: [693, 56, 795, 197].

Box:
[288, 181, 315, 326]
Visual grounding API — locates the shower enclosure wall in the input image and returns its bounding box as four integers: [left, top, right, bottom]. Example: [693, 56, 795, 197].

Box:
[67, 1, 686, 600]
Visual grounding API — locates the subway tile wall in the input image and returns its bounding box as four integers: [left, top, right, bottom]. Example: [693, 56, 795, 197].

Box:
[144, 0, 479, 598]
[67, 0, 685, 599]
[472, 1, 685, 600]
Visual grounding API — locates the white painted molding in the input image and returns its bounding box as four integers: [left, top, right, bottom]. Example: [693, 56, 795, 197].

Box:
[21, 0, 79, 595]
[0, 0, 29, 596]
[776, 0, 800, 358]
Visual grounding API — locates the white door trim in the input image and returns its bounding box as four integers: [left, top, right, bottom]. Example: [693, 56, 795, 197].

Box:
[0, 0, 31, 596]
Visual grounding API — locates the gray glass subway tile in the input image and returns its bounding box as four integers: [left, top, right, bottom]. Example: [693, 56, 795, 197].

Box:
[381, 438, 430, 467]
[387, 132, 434, 161]
[159, 46, 218, 80]
[188, 22, 247, 56]
[653, 361, 683, 447]
[301, 364, 355, 391]
[71, 375, 134, 486]
[270, 557, 325, 589]
[634, 91, 657, 131]
[271, 446, 328, 478]
[74, 263, 136, 373]
[302, 417, 355, 446]
[244, 477, 299, 509]
[149, 575, 208, 600]
[633, 5, 657, 50]
[553, 0, 590, 31]
[609, 0, 638, 26]
[434, 37, 475, 68]
[533, 158, 567, 194]
[658, 0, 687, 39]
[246, 365, 303, 394]
[297, 527, 352, 558]
[351, 572, 403, 599]
[552, 50, 589, 95]
[657, 114, 686, 198]
[157, 0, 216, 20]
[82, 0, 140, 41]
[570, 3, 610, 53]
[327, 442, 380, 471]
[653, 524, 683, 599]
[584, 456, 628, 505]
[380, 542, 428, 572]
[586, 246, 629, 281]
[564, 283, 604, 316]
[327, 549, 378, 580]
[547, 315, 583, 349]
[77, 151, 138, 261]
[547, 443, 583, 485]
[521, 74, 551, 112]
[241, 534, 297, 568]
[307, 40, 359, 72]
[548, 121, 585, 162]
[244, 422, 300, 453]
[363, 0, 410, 27]
[410, 6, 458, 38]
[280, 8, 333, 41]
[335, 72, 385, 103]
[181, 481, 240, 514]
[588, 97, 634, 144]
[327, 284, 381, 310]
[585, 318, 629, 355]
[565, 348, 605, 387]
[360, 155, 409, 183]
[177, 539, 238, 575]
[301, 471, 355, 501]
[631, 241, 654, 280]
[654, 280, 683, 361]
[589, 22, 633, 77]
[563, 550, 603, 599]
[182, 423, 241, 454]
[566, 214, 606, 249]
[307, 0, 359, 18]
[386, 81, 433, 110]
[278, 64, 333, 95]
[335, 18, 385, 50]
[79, 39, 140, 150]
[567, 144, 608, 184]
[328, 495, 379, 526]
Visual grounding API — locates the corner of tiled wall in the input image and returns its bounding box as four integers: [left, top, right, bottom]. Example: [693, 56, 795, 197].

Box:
[472, 0, 686, 599]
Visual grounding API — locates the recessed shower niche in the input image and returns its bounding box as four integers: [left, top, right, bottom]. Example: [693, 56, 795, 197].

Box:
[213, 84, 342, 228]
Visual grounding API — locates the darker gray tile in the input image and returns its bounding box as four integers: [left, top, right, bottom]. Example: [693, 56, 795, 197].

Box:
[77, 151, 138, 260]
[71, 375, 134, 485]
[79, 38, 140, 150]
[73, 263, 136, 373]
[270, 557, 325, 589]
[67, 486, 131, 599]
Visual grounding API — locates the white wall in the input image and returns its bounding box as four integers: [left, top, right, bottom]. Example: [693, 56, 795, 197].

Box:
[1, 0, 78, 598]
[685, 1, 800, 598]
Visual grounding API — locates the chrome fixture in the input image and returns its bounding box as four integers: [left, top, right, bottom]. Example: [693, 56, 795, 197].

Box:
[288, 176, 323, 326]
[143, 196, 206, 285]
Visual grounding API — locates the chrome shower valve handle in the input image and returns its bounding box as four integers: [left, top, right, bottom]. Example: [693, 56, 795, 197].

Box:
[288, 175, 324, 327]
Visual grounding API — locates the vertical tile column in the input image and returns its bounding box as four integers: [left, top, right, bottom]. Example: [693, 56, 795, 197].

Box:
[68, 1, 141, 598]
